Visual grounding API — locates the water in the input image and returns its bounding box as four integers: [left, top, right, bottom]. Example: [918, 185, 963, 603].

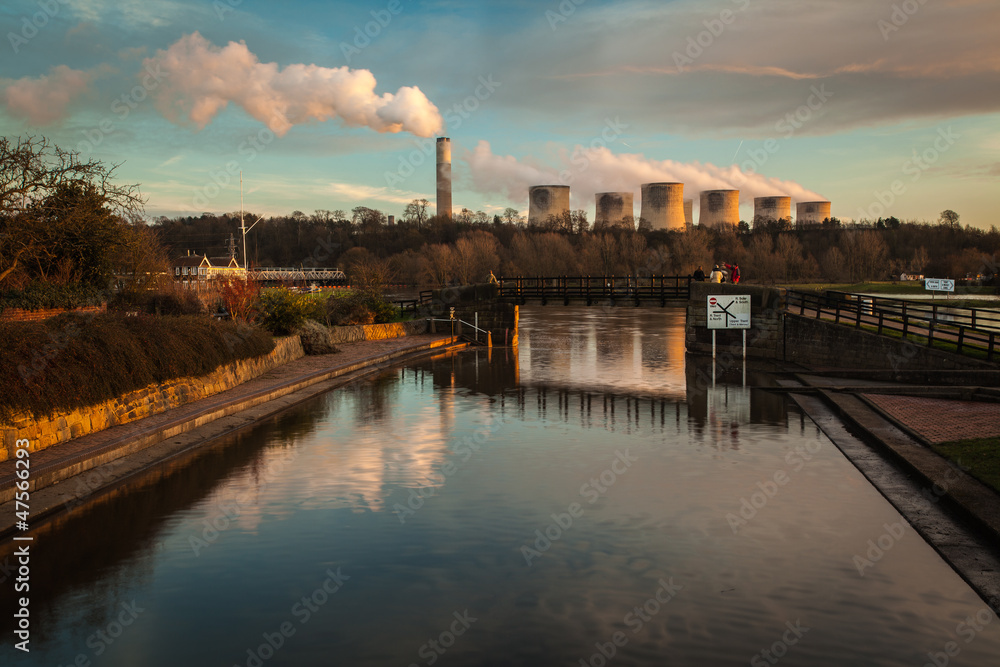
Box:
[3, 306, 999, 666]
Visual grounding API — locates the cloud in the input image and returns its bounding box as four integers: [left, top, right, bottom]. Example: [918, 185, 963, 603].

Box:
[1, 65, 93, 125]
[144, 32, 443, 137]
[465, 141, 824, 208]
[324, 182, 429, 206]
[488, 0, 1000, 137]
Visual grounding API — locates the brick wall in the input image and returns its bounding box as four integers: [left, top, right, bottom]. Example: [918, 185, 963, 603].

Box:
[0, 303, 106, 322]
[1, 335, 304, 461]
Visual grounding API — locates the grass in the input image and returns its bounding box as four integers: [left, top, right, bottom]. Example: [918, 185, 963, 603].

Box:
[929, 437, 1000, 495]
[852, 321, 993, 360]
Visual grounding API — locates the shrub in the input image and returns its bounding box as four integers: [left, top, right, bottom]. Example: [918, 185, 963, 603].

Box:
[257, 288, 326, 334]
[297, 320, 340, 355]
[0, 281, 107, 313]
[326, 289, 398, 326]
[0, 312, 274, 421]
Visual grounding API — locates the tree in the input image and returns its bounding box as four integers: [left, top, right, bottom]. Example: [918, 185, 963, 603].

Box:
[402, 199, 429, 227]
[939, 210, 960, 228]
[502, 207, 521, 226]
[0, 136, 145, 287]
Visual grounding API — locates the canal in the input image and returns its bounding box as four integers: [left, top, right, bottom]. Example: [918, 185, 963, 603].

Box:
[3, 306, 999, 666]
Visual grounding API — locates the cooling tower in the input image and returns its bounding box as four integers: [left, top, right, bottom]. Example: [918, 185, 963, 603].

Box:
[640, 182, 686, 231]
[699, 190, 740, 228]
[684, 199, 693, 227]
[796, 201, 832, 227]
[436, 137, 452, 219]
[754, 196, 792, 225]
[594, 192, 635, 230]
[528, 185, 571, 227]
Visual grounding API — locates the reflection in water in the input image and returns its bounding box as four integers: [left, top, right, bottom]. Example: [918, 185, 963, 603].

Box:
[2, 306, 999, 666]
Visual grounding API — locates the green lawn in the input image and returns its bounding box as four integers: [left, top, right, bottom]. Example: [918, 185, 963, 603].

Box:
[929, 437, 1000, 495]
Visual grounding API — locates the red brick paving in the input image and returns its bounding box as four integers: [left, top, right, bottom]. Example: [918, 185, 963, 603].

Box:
[863, 394, 1000, 444]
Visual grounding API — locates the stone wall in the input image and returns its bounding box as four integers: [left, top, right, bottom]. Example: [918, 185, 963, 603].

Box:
[0, 303, 106, 322]
[327, 320, 428, 344]
[1, 336, 304, 461]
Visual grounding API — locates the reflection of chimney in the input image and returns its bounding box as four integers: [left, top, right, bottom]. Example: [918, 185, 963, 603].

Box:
[436, 137, 452, 219]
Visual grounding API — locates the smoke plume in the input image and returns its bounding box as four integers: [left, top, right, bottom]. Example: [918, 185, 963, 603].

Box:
[145, 32, 443, 137]
[466, 141, 824, 209]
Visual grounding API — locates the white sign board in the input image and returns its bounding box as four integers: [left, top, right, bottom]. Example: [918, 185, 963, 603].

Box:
[924, 279, 955, 292]
[707, 295, 751, 329]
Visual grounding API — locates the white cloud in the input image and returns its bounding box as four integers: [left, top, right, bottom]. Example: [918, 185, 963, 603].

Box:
[1, 66, 92, 125]
[144, 32, 444, 137]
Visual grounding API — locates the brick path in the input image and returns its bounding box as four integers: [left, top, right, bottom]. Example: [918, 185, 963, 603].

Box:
[863, 393, 1000, 443]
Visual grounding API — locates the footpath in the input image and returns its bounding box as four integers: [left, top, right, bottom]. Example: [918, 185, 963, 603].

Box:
[0, 333, 464, 538]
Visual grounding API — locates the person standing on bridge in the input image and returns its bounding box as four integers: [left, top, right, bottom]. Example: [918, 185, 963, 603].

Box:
[709, 265, 724, 283]
[693, 265, 706, 282]
[725, 262, 740, 285]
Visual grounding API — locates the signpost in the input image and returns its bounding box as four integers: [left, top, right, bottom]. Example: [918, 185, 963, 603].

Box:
[924, 278, 955, 298]
[707, 295, 752, 387]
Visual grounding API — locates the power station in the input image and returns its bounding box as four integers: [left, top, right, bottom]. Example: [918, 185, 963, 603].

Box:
[639, 183, 686, 231]
[528, 185, 571, 227]
[796, 201, 832, 227]
[594, 192, 634, 230]
[754, 196, 792, 225]
[436, 137, 452, 219]
[698, 190, 740, 228]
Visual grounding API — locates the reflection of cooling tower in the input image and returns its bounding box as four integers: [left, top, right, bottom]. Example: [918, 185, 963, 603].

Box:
[528, 185, 570, 227]
[640, 182, 685, 230]
[436, 137, 452, 219]
[684, 199, 693, 227]
[796, 201, 832, 227]
[594, 192, 634, 230]
[699, 190, 740, 228]
[753, 196, 791, 224]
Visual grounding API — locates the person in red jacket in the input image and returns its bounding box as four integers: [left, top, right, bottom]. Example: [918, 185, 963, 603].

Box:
[724, 263, 740, 284]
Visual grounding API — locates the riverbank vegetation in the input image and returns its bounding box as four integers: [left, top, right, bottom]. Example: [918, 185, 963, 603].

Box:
[0, 312, 273, 422]
[930, 437, 1000, 495]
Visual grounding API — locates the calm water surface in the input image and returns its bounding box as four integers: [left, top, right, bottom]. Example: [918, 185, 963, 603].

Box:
[3, 306, 999, 666]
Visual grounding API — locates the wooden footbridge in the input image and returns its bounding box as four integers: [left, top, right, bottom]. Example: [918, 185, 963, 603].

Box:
[497, 276, 691, 306]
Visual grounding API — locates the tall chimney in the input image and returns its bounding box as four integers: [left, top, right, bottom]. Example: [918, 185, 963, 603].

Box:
[436, 137, 452, 219]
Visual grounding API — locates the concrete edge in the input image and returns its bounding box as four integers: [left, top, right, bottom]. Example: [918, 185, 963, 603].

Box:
[0, 336, 462, 505]
[817, 389, 1000, 544]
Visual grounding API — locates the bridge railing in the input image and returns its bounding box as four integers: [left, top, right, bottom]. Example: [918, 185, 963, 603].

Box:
[785, 289, 998, 362]
[824, 290, 1000, 332]
[498, 276, 691, 303]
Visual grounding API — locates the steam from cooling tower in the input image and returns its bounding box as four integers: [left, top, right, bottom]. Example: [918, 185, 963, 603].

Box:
[145, 32, 443, 137]
[466, 141, 823, 207]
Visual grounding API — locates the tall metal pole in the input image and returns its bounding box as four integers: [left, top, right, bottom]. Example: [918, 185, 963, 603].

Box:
[240, 172, 247, 271]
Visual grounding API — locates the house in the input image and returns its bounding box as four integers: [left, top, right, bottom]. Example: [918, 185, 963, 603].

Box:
[173, 253, 245, 289]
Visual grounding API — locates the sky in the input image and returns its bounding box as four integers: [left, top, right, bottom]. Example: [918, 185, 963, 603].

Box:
[1, 0, 998, 228]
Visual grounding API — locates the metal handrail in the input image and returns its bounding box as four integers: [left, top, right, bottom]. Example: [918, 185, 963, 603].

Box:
[785, 290, 997, 361]
[825, 290, 1000, 332]
[428, 318, 491, 345]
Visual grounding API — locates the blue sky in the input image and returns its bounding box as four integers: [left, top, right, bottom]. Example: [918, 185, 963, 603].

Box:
[2, 0, 998, 227]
